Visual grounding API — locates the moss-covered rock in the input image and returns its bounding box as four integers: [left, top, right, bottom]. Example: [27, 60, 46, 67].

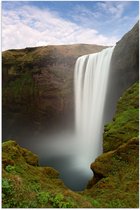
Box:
[83, 138, 139, 208]
[104, 82, 139, 152]
[82, 82, 139, 208]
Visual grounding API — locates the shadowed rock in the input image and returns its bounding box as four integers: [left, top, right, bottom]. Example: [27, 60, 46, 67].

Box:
[104, 22, 139, 122]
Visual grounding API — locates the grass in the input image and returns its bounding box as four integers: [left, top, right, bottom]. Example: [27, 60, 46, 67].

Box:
[3, 73, 38, 105]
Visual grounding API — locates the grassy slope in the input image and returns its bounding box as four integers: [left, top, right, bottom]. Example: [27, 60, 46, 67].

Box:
[2, 82, 139, 208]
[104, 82, 139, 152]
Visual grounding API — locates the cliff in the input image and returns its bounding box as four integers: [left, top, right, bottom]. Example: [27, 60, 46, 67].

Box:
[104, 22, 139, 121]
[2, 44, 106, 140]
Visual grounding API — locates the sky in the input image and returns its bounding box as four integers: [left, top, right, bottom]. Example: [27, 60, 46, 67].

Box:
[2, 1, 139, 51]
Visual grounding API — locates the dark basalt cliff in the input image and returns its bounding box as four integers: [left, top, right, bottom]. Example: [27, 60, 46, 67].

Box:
[111, 21, 139, 88]
[104, 22, 139, 121]
[2, 44, 106, 140]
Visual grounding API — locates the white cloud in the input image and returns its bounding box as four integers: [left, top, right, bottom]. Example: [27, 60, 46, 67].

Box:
[2, 5, 118, 51]
[72, 1, 130, 28]
[97, 1, 132, 19]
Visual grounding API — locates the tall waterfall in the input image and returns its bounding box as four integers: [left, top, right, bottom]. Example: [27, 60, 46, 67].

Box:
[32, 47, 115, 191]
[74, 47, 114, 166]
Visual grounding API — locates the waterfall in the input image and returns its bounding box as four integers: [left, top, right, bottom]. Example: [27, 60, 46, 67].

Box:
[74, 47, 114, 166]
[32, 47, 115, 191]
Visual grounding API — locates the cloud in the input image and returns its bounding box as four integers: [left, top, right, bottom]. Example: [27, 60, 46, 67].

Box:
[2, 4, 119, 51]
[72, 2, 131, 28]
[97, 1, 130, 19]
[71, 1, 138, 39]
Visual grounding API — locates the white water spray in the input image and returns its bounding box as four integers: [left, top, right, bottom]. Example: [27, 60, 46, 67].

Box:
[74, 47, 114, 166]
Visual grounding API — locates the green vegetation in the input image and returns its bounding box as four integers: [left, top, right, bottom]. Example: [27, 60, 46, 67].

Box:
[107, 199, 127, 208]
[104, 82, 139, 152]
[2, 178, 13, 196]
[37, 191, 50, 204]
[37, 192, 74, 208]
[3, 73, 38, 105]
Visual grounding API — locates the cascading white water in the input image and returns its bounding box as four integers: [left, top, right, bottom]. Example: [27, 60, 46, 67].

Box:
[74, 47, 114, 166]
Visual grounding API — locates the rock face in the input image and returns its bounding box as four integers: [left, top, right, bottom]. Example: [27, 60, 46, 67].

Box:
[104, 22, 139, 121]
[2, 44, 107, 140]
[111, 21, 139, 87]
[84, 82, 139, 208]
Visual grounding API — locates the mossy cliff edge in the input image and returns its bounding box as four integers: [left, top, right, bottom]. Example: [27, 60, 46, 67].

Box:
[2, 82, 139, 208]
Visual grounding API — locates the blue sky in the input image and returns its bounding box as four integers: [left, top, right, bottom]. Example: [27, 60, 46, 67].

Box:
[2, 1, 139, 50]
